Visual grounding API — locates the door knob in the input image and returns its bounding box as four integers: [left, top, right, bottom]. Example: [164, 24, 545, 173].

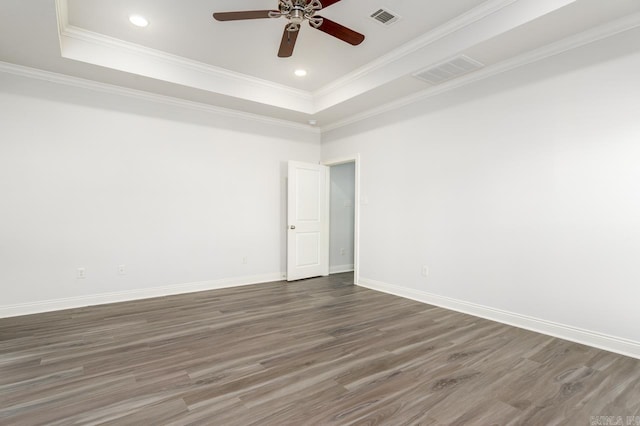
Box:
[290, 225, 296, 229]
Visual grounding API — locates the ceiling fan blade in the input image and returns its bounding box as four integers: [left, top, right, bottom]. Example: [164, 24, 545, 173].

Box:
[213, 10, 277, 21]
[278, 26, 299, 58]
[316, 0, 342, 8]
[314, 17, 364, 46]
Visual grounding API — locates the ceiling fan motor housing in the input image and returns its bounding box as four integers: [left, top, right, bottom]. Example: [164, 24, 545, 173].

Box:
[290, 9, 304, 24]
[278, 0, 323, 30]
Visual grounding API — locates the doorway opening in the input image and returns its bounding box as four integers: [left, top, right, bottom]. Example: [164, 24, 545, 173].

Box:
[324, 155, 360, 285]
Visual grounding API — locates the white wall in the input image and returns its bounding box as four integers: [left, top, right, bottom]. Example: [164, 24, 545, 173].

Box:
[329, 162, 355, 273]
[322, 29, 640, 348]
[2, 27, 640, 357]
[0, 72, 320, 315]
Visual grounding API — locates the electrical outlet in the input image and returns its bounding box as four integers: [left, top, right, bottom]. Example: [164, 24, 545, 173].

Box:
[118, 264, 126, 275]
[340, 248, 346, 256]
[77, 267, 86, 279]
[421, 265, 429, 277]
[242, 256, 248, 265]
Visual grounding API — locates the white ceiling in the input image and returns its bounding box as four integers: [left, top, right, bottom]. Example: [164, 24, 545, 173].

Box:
[1, 0, 639, 130]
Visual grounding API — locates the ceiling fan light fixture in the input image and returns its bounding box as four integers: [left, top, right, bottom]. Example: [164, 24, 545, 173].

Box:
[129, 15, 149, 28]
[294, 69, 308, 77]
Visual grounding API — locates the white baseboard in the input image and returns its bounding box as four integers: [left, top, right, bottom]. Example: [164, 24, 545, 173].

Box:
[330, 264, 355, 274]
[0, 273, 285, 319]
[358, 277, 640, 360]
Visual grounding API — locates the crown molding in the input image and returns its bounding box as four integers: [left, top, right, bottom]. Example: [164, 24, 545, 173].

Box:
[312, 0, 519, 99]
[61, 25, 312, 102]
[54, 0, 68, 44]
[0, 61, 320, 134]
[54, 0, 581, 118]
[57, 0, 533, 116]
[312, 0, 578, 112]
[56, 0, 520, 111]
[55, 0, 314, 114]
[320, 12, 640, 133]
[46, 0, 630, 130]
[5, 10, 635, 136]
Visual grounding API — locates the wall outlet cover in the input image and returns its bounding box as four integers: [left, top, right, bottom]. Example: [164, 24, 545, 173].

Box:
[421, 266, 429, 277]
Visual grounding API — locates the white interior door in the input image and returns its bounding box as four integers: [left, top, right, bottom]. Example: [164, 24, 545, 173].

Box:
[287, 161, 329, 281]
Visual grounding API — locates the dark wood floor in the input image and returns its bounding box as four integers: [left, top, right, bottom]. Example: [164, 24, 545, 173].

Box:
[1, 273, 639, 425]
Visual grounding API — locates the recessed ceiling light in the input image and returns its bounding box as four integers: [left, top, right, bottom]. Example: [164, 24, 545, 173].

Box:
[129, 15, 149, 28]
[294, 69, 307, 77]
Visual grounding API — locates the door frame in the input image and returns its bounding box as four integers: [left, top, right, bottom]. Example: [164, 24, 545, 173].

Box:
[323, 154, 360, 285]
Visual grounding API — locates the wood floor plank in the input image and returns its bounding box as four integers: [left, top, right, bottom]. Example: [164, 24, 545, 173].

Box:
[1, 272, 638, 424]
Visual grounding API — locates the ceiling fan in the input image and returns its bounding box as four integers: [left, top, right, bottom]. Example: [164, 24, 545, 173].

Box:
[213, 0, 365, 58]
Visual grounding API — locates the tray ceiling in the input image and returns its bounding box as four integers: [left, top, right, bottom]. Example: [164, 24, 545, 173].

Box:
[1, 0, 639, 130]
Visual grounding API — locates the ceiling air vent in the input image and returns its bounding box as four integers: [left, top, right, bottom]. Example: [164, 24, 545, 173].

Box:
[370, 8, 400, 26]
[413, 55, 484, 85]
